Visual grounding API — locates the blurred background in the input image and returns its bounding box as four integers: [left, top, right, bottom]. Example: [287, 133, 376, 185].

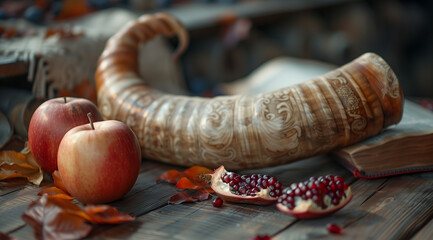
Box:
[0, 0, 432, 143]
[2, 0, 431, 97]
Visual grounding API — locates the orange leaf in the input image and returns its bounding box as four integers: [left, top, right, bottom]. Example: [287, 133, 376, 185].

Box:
[176, 177, 201, 190]
[183, 166, 213, 181]
[52, 170, 69, 194]
[74, 80, 97, 104]
[38, 187, 74, 200]
[84, 205, 135, 224]
[0, 143, 43, 185]
[203, 186, 215, 194]
[156, 169, 184, 184]
[183, 166, 212, 184]
[158, 166, 214, 204]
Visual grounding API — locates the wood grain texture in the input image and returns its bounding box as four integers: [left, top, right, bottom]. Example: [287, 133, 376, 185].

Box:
[95, 13, 404, 170]
[274, 172, 433, 240]
[0, 182, 48, 233]
[88, 156, 354, 240]
[412, 214, 433, 240]
[5, 155, 433, 239]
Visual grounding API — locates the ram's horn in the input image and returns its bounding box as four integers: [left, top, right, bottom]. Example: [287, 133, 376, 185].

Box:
[95, 13, 404, 170]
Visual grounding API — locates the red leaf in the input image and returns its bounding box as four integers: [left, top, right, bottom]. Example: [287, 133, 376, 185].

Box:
[168, 190, 210, 204]
[84, 205, 135, 224]
[21, 194, 92, 240]
[22, 193, 135, 239]
[156, 169, 184, 184]
[169, 192, 196, 204]
[191, 190, 210, 201]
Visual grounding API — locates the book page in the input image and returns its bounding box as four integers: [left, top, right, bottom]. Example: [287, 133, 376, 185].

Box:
[364, 101, 433, 143]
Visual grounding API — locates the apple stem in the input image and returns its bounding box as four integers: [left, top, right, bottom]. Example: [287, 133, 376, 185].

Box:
[63, 96, 67, 103]
[87, 112, 95, 130]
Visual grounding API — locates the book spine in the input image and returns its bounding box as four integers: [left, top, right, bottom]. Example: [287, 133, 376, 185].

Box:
[334, 156, 433, 179]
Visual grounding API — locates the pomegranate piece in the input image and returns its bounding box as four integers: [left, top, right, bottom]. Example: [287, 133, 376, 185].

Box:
[213, 197, 224, 208]
[249, 234, 271, 240]
[210, 166, 283, 205]
[327, 223, 343, 234]
[276, 175, 352, 219]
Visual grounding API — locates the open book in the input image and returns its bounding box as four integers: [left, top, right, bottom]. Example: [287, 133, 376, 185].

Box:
[333, 100, 433, 178]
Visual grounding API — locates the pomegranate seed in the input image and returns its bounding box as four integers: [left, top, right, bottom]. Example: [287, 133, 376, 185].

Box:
[268, 177, 277, 185]
[249, 234, 271, 240]
[221, 171, 283, 198]
[278, 175, 349, 210]
[332, 198, 340, 205]
[213, 197, 223, 207]
[327, 223, 343, 234]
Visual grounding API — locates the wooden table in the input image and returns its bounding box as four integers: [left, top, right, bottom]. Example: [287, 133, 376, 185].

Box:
[2, 153, 433, 240]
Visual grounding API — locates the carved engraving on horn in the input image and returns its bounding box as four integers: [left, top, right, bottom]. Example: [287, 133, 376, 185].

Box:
[95, 13, 404, 169]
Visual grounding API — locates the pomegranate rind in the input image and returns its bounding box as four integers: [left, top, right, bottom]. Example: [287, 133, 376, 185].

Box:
[276, 188, 353, 219]
[210, 166, 278, 205]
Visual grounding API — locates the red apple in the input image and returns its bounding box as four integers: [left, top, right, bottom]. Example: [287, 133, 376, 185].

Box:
[28, 97, 103, 174]
[57, 114, 141, 204]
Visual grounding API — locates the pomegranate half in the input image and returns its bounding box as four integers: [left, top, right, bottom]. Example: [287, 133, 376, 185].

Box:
[276, 175, 353, 219]
[210, 166, 283, 205]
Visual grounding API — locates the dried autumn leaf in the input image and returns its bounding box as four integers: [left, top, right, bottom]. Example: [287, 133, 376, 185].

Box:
[169, 191, 196, 204]
[158, 166, 215, 204]
[84, 205, 135, 224]
[183, 165, 212, 184]
[22, 194, 92, 240]
[169, 189, 210, 204]
[0, 144, 43, 186]
[38, 187, 74, 200]
[156, 169, 184, 184]
[52, 170, 69, 194]
[22, 193, 136, 240]
[176, 177, 201, 190]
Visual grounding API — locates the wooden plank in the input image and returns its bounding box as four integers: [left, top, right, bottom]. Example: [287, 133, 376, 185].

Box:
[5, 160, 178, 238]
[412, 218, 433, 240]
[87, 155, 355, 239]
[6, 155, 356, 239]
[274, 171, 433, 239]
[109, 161, 181, 216]
[0, 183, 48, 233]
[0, 179, 30, 196]
[93, 200, 293, 240]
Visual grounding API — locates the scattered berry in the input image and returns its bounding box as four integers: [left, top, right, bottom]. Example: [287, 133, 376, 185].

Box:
[249, 234, 271, 240]
[327, 223, 343, 234]
[213, 197, 223, 208]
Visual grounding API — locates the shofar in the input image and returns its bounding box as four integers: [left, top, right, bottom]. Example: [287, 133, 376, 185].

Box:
[95, 13, 404, 170]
